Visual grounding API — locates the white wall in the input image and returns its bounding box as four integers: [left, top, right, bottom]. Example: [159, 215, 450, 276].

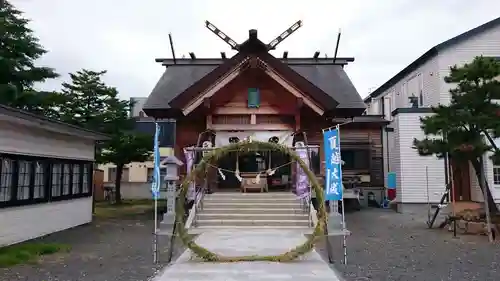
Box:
[392, 113, 446, 203]
[438, 23, 500, 105]
[366, 57, 439, 114]
[0, 198, 93, 246]
[0, 112, 97, 246]
[437, 24, 500, 203]
[470, 140, 500, 203]
[0, 121, 95, 161]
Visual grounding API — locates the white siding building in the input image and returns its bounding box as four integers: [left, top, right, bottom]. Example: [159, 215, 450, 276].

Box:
[0, 105, 108, 246]
[364, 17, 500, 211]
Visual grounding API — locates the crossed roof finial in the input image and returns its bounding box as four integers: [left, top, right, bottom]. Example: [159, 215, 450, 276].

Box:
[205, 20, 303, 52]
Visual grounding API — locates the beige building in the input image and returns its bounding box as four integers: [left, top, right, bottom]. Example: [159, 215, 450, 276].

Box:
[99, 147, 174, 183]
[98, 97, 176, 185]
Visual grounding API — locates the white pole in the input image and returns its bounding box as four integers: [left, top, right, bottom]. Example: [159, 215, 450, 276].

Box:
[153, 195, 158, 264]
[326, 168, 331, 212]
[425, 166, 431, 223]
[337, 124, 348, 265]
[152, 122, 160, 264]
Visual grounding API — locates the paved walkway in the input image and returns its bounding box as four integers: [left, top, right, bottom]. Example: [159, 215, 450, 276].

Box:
[152, 229, 343, 281]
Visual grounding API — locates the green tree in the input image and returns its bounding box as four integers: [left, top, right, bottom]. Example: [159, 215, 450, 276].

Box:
[60, 69, 152, 203]
[99, 133, 153, 203]
[59, 70, 130, 132]
[413, 56, 500, 241]
[0, 0, 59, 111]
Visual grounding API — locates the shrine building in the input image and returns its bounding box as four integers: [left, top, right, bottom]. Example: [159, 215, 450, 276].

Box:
[143, 23, 388, 199]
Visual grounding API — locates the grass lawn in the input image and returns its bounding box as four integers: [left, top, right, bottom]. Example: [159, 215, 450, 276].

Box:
[0, 243, 70, 268]
[94, 199, 166, 219]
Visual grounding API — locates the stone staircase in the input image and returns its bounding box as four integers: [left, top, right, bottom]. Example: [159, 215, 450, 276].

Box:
[189, 192, 312, 233]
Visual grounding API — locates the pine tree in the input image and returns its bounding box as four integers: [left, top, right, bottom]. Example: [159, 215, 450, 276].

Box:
[0, 0, 59, 111]
[59, 69, 128, 132]
[60, 69, 152, 203]
[413, 56, 500, 242]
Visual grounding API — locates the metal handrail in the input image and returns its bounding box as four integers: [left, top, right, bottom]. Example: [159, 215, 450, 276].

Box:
[185, 178, 207, 229]
[195, 180, 207, 216]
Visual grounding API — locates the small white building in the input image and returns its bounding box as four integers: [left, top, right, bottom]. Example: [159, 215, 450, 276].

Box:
[0, 105, 108, 246]
[364, 17, 500, 211]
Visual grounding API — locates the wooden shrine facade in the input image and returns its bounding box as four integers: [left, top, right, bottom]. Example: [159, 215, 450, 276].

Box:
[143, 24, 388, 189]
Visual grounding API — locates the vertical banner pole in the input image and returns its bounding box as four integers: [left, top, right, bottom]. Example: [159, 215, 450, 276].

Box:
[151, 122, 161, 264]
[153, 195, 158, 264]
[323, 124, 348, 265]
[337, 124, 348, 265]
[426, 166, 431, 223]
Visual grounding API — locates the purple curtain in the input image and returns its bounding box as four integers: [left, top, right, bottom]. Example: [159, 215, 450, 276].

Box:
[183, 147, 196, 201]
[295, 146, 310, 199]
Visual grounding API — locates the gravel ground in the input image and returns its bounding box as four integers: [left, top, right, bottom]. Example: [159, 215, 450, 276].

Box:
[316, 208, 500, 281]
[0, 214, 186, 281]
[3, 208, 499, 281]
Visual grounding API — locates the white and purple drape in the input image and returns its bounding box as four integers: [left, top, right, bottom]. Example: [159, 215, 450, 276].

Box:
[183, 147, 196, 201]
[295, 143, 310, 199]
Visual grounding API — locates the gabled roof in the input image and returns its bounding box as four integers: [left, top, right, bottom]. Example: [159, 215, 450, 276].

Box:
[0, 104, 109, 140]
[143, 30, 365, 117]
[365, 16, 500, 102]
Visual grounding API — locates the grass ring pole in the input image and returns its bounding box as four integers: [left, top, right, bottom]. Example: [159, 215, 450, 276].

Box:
[174, 140, 328, 262]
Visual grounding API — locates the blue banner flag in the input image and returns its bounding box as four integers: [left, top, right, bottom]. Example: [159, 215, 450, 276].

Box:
[323, 127, 343, 201]
[387, 172, 396, 190]
[151, 122, 161, 199]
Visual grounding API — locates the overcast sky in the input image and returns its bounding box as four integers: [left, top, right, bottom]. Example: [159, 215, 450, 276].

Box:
[12, 0, 500, 99]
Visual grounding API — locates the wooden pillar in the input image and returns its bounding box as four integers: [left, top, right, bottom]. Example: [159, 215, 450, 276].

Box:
[295, 98, 303, 131]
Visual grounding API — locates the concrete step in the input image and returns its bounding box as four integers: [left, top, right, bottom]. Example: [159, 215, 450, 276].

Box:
[202, 202, 302, 209]
[187, 225, 313, 234]
[205, 193, 297, 200]
[195, 219, 310, 227]
[203, 197, 300, 204]
[204, 194, 300, 201]
[201, 208, 305, 214]
[207, 192, 294, 196]
[197, 213, 309, 221]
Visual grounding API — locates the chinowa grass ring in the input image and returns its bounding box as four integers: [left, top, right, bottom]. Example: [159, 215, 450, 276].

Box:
[174, 140, 327, 262]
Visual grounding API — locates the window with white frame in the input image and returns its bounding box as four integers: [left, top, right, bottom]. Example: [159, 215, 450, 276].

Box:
[82, 164, 90, 193]
[62, 163, 71, 195]
[1, 158, 13, 202]
[417, 73, 424, 106]
[406, 76, 419, 108]
[34, 161, 45, 199]
[72, 164, 81, 194]
[1, 155, 92, 209]
[401, 82, 407, 103]
[51, 163, 63, 197]
[383, 96, 392, 120]
[389, 90, 396, 111]
[17, 160, 32, 200]
[494, 165, 500, 186]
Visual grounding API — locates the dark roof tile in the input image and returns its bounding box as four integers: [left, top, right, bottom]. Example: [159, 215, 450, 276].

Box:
[290, 65, 365, 109]
[0, 104, 109, 140]
[143, 63, 365, 112]
[143, 65, 216, 110]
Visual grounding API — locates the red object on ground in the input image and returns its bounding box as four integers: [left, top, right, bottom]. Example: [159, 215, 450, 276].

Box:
[387, 188, 396, 200]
